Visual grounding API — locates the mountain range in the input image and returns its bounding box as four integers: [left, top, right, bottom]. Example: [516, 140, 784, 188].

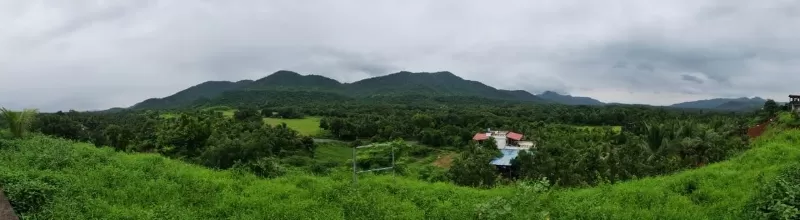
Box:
[128, 70, 767, 111]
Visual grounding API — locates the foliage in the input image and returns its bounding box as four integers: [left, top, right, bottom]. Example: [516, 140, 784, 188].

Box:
[764, 99, 779, 117]
[0, 136, 501, 219]
[0, 108, 38, 139]
[1, 125, 798, 219]
[448, 140, 502, 188]
[746, 164, 800, 219]
[474, 179, 551, 219]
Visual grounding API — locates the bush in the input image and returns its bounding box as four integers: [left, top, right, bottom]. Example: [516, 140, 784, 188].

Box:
[234, 157, 286, 179]
[746, 164, 800, 219]
[282, 155, 312, 167]
[309, 161, 339, 175]
[0, 177, 58, 215]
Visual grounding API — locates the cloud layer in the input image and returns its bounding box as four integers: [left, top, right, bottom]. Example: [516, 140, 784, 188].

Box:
[1, 0, 799, 111]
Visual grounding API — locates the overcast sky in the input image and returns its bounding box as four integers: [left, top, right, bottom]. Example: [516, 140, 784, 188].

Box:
[1, 0, 799, 111]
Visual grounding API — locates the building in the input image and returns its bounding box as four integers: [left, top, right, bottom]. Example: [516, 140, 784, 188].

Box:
[472, 129, 534, 167]
[791, 95, 800, 112]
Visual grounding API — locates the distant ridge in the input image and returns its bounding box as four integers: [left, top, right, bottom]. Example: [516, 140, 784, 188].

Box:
[537, 91, 605, 106]
[125, 70, 767, 112]
[669, 97, 766, 111]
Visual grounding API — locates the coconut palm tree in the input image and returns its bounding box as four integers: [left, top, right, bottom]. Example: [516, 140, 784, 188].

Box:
[0, 107, 38, 139]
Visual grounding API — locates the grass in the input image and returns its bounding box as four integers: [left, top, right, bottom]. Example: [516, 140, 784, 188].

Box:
[2, 126, 799, 219]
[542, 129, 800, 219]
[0, 136, 504, 219]
[315, 142, 353, 163]
[262, 117, 322, 136]
[574, 125, 623, 133]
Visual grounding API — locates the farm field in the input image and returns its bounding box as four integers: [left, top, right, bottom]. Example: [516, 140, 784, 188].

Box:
[262, 117, 322, 136]
[574, 125, 623, 133]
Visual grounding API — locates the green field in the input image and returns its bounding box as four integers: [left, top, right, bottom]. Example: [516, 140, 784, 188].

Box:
[575, 125, 623, 133]
[262, 117, 322, 136]
[162, 109, 322, 136]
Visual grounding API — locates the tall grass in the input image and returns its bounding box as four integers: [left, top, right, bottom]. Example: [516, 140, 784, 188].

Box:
[0, 136, 507, 219]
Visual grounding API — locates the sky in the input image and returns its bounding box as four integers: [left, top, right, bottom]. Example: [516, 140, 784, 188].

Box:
[1, 0, 799, 111]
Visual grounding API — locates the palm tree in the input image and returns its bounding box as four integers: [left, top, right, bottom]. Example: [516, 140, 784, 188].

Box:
[0, 107, 38, 139]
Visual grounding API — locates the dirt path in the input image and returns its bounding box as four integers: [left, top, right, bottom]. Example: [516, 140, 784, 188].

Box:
[0, 188, 19, 220]
[747, 118, 774, 139]
[432, 153, 456, 169]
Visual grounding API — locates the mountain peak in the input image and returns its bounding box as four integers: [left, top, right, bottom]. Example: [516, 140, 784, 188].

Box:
[266, 70, 302, 78]
[540, 91, 563, 96]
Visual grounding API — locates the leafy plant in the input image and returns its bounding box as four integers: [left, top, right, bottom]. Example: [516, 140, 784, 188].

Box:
[0, 108, 38, 139]
[746, 164, 800, 219]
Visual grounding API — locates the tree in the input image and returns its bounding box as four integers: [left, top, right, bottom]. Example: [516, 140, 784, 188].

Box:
[448, 143, 501, 188]
[764, 99, 779, 117]
[0, 107, 38, 139]
[234, 107, 261, 122]
[411, 113, 434, 129]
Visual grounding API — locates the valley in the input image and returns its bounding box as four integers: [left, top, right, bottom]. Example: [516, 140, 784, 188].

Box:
[1, 71, 798, 219]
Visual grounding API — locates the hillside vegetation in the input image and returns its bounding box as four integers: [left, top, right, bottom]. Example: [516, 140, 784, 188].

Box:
[1, 123, 799, 219]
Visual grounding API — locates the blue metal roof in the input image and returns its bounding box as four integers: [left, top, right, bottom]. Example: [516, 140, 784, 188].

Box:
[490, 149, 520, 166]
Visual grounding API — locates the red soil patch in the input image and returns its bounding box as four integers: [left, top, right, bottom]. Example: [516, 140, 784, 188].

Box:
[747, 118, 774, 138]
[432, 153, 456, 169]
[0, 188, 19, 220]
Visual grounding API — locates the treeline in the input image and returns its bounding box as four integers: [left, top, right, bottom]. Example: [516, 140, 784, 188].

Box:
[316, 102, 749, 146]
[31, 110, 319, 178]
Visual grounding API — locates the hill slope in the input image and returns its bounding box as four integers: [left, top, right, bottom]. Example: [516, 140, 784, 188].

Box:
[670, 97, 766, 111]
[132, 80, 253, 109]
[2, 126, 799, 219]
[537, 91, 605, 105]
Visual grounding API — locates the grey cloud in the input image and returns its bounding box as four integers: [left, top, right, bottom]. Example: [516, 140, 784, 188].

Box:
[2, 0, 800, 110]
[681, 74, 705, 84]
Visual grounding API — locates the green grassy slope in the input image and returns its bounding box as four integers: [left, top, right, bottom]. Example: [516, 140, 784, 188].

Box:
[0, 136, 506, 219]
[1, 127, 799, 219]
[544, 129, 800, 219]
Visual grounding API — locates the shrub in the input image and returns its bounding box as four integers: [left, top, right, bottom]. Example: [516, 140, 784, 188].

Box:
[746, 164, 800, 219]
[234, 157, 286, 179]
[0, 176, 58, 215]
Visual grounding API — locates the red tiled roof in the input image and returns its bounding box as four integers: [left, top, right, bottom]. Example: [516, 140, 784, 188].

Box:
[506, 132, 523, 141]
[472, 133, 488, 141]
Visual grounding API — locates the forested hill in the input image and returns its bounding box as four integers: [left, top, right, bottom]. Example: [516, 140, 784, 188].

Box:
[536, 91, 605, 106]
[127, 70, 768, 111]
[128, 70, 557, 110]
[669, 97, 767, 111]
[131, 80, 253, 109]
